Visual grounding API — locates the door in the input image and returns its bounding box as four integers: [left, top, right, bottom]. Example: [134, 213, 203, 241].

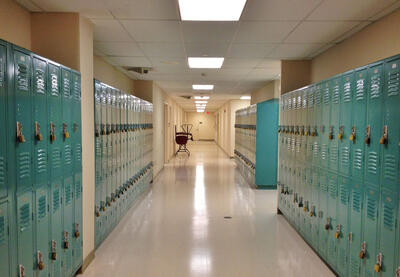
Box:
[0, 201, 9, 277]
[35, 186, 49, 276]
[339, 72, 353, 176]
[17, 191, 34, 277]
[0, 43, 7, 199]
[50, 182, 62, 277]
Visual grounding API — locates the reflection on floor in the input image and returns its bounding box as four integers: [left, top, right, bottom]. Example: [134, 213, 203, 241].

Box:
[79, 141, 335, 277]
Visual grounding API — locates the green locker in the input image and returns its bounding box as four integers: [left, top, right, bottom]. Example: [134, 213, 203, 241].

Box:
[14, 48, 33, 192]
[101, 85, 107, 213]
[318, 171, 328, 258]
[336, 176, 350, 277]
[0, 201, 10, 277]
[34, 186, 49, 276]
[339, 72, 353, 176]
[348, 180, 364, 277]
[306, 87, 314, 164]
[329, 77, 340, 173]
[365, 62, 384, 185]
[321, 82, 330, 169]
[17, 191, 34, 277]
[62, 68, 73, 175]
[62, 177, 74, 277]
[0, 42, 7, 200]
[71, 72, 82, 171]
[310, 167, 319, 250]
[94, 81, 102, 246]
[106, 87, 112, 208]
[327, 173, 338, 267]
[49, 182, 62, 277]
[313, 85, 322, 166]
[73, 172, 82, 270]
[351, 68, 368, 181]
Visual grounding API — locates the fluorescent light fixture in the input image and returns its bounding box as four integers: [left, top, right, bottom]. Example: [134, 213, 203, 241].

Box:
[196, 104, 206, 107]
[197, 110, 205, 113]
[179, 0, 247, 21]
[240, 96, 251, 100]
[194, 96, 210, 100]
[195, 101, 208, 104]
[193, 85, 214, 90]
[188, 57, 224, 69]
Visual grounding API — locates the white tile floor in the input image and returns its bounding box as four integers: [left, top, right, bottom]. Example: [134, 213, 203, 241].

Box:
[79, 141, 335, 277]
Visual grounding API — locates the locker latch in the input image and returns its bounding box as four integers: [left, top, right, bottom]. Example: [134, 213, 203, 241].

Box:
[328, 126, 333, 140]
[374, 253, 383, 272]
[365, 125, 371, 145]
[325, 217, 331, 230]
[298, 196, 303, 207]
[37, 250, 45, 270]
[309, 205, 315, 217]
[19, 264, 26, 277]
[63, 231, 69, 249]
[50, 122, 56, 142]
[73, 123, 78, 133]
[350, 126, 356, 142]
[51, 240, 57, 261]
[101, 124, 105, 136]
[300, 126, 305, 136]
[63, 123, 70, 139]
[335, 224, 341, 239]
[311, 126, 317, 137]
[380, 125, 388, 145]
[348, 232, 353, 243]
[295, 126, 299, 135]
[16, 122, 26, 143]
[303, 200, 308, 212]
[359, 241, 366, 259]
[101, 201, 106, 212]
[35, 122, 43, 141]
[95, 205, 100, 217]
[338, 126, 344, 140]
[74, 223, 80, 238]
[396, 267, 400, 277]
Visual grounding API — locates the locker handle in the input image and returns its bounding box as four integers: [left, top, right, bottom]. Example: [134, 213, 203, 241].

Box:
[379, 125, 388, 145]
[16, 122, 26, 143]
[338, 126, 344, 140]
[359, 241, 366, 259]
[364, 126, 371, 145]
[374, 253, 383, 272]
[63, 123, 70, 139]
[37, 251, 45, 270]
[35, 122, 43, 141]
[350, 126, 356, 142]
[50, 122, 56, 142]
[51, 240, 57, 261]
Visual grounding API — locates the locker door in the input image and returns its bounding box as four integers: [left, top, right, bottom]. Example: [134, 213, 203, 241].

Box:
[0, 43, 7, 199]
[17, 191, 34, 277]
[34, 187, 49, 276]
[321, 82, 330, 169]
[62, 177, 73, 277]
[362, 185, 380, 277]
[382, 58, 400, 192]
[14, 49, 33, 192]
[339, 72, 353, 176]
[310, 167, 319, 250]
[313, 85, 322, 167]
[32, 56, 48, 188]
[306, 87, 314, 164]
[336, 176, 350, 276]
[0, 201, 10, 277]
[351, 68, 368, 180]
[61, 68, 73, 176]
[73, 172, 82, 269]
[101, 85, 107, 213]
[329, 77, 340, 172]
[94, 81, 102, 245]
[318, 171, 329, 258]
[50, 182, 62, 277]
[106, 87, 112, 208]
[327, 173, 338, 268]
[349, 180, 364, 277]
[71, 72, 82, 172]
[365, 62, 384, 185]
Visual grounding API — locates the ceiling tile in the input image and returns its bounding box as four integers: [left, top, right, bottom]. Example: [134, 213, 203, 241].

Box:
[228, 43, 276, 58]
[148, 57, 187, 68]
[156, 81, 193, 89]
[139, 43, 186, 57]
[267, 43, 324, 59]
[256, 59, 281, 69]
[246, 68, 280, 81]
[182, 22, 238, 43]
[121, 20, 182, 42]
[106, 0, 179, 20]
[285, 21, 361, 43]
[223, 58, 263, 69]
[235, 21, 298, 43]
[242, 0, 322, 21]
[94, 42, 144, 56]
[185, 43, 230, 57]
[307, 0, 397, 20]
[108, 56, 152, 67]
[92, 20, 133, 42]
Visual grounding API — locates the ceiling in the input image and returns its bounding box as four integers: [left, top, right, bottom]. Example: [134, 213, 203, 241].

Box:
[18, 0, 400, 111]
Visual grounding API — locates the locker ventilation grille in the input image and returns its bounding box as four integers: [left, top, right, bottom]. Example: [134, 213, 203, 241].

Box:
[366, 196, 377, 221]
[383, 204, 394, 230]
[383, 154, 396, 181]
[35, 68, 45, 94]
[330, 144, 338, 164]
[313, 142, 319, 159]
[352, 191, 361, 212]
[355, 79, 365, 101]
[321, 144, 328, 161]
[17, 62, 29, 91]
[0, 216, 5, 244]
[75, 181, 81, 199]
[340, 184, 348, 204]
[19, 203, 31, 230]
[38, 195, 46, 219]
[332, 84, 340, 104]
[50, 71, 59, 96]
[353, 148, 363, 171]
[51, 148, 62, 169]
[308, 92, 314, 107]
[323, 87, 330, 104]
[65, 184, 72, 205]
[387, 71, 399, 96]
[18, 152, 31, 180]
[75, 144, 82, 162]
[340, 146, 350, 169]
[73, 78, 81, 100]
[0, 157, 5, 187]
[63, 77, 71, 97]
[370, 75, 381, 99]
[315, 90, 321, 105]
[37, 148, 48, 174]
[343, 82, 352, 102]
[328, 179, 337, 198]
[350, 256, 360, 275]
[367, 152, 378, 175]
[64, 145, 72, 165]
[53, 189, 60, 213]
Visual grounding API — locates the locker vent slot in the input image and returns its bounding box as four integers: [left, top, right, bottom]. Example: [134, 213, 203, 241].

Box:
[343, 82, 352, 102]
[320, 181, 328, 193]
[313, 142, 319, 159]
[383, 204, 394, 230]
[353, 148, 363, 171]
[340, 184, 348, 204]
[315, 90, 321, 105]
[302, 96, 307, 108]
[366, 196, 377, 221]
[370, 75, 381, 99]
[332, 84, 340, 104]
[38, 195, 46, 219]
[338, 248, 347, 269]
[387, 70, 399, 96]
[355, 79, 365, 101]
[352, 191, 361, 212]
[64, 145, 72, 165]
[19, 203, 31, 230]
[0, 216, 5, 244]
[0, 157, 5, 187]
[50, 72, 59, 96]
[75, 182, 81, 199]
[36, 148, 48, 174]
[63, 77, 70, 97]
[35, 68, 45, 94]
[383, 154, 396, 181]
[328, 180, 337, 198]
[73, 79, 81, 100]
[340, 146, 350, 168]
[350, 257, 360, 275]
[308, 92, 314, 107]
[65, 184, 72, 205]
[75, 144, 82, 162]
[330, 144, 338, 164]
[367, 152, 378, 175]
[297, 96, 301, 109]
[52, 189, 60, 213]
[51, 148, 62, 169]
[18, 152, 31, 179]
[321, 144, 328, 161]
[323, 87, 330, 104]
[17, 62, 29, 91]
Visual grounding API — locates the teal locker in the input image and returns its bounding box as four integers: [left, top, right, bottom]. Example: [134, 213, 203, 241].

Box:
[106, 87, 112, 207]
[365, 62, 384, 185]
[61, 68, 73, 175]
[73, 172, 82, 270]
[14, 48, 33, 192]
[339, 72, 353, 176]
[336, 176, 350, 276]
[303, 166, 312, 241]
[327, 173, 338, 268]
[62, 177, 74, 277]
[329, 77, 340, 173]
[34, 186, 49, 276]
[321, 82, 330, 169]
[348, 180, 364, 277]
[17, 191, 34, 277]
[382, 57, 399, 193]
[100, 85, 107, 212]
[362, 185, 380, 277]
[310, 167, 319, 250]
[0, 201, 10, 277]
[313, 85, 322, 166]
[49, 182, 62, 277]
[71, 72, 82, 172]
[32, 56, 48, 187]
[318, 171, 329, 258]
[351, 68, 368, 180]
[306, 87, 314, 164]
[0, 42, 7, 199]
[94, 80, 102, 243]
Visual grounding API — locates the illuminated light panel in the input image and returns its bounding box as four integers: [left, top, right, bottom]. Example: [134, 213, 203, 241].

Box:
[179, 0, 247, 21]
[188, 57, 224, 69]
[194, 96, 210, 100]
[195, 101, 208, 104]
[193, 85, 214, 90]
[240, 95, 251, 100]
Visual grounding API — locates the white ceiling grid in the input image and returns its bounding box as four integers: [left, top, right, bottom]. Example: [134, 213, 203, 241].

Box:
[17, 0, 400, 111]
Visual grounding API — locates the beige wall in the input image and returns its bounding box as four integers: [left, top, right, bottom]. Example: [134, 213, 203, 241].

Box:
[187, 112, 215, 141]
[281, 60, 311, 94]
[93, 55, 134, 93]
[134, 80, 153, 102]
[251, 80, 281, 104]
[0, 0, 31, 49]
[311, 9, 400, 82]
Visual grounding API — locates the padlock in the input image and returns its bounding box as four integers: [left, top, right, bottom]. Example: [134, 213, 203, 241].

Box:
[329, 126, 333, 140]
[325, 218, 331, 230]
[380, 125, 388, 144]
[16, 122, 25, 143]
[50, 122, 56, 142]
[63, 123, 69, 139]
[396, 267, 400, 277]
[359, 241, 366, 259]
[374, 253, 382, 272]
[51, 240, 57, 261]
[37, 251, 45, 270]
[35, 122, 43, 141]
[64, 231, 69, 249]
[365, 125, 371, 145]
[75, 223, 80, 238]
[19, 265, 26, 277]
[335, 224, 341, 239]
[350, 126, 356, 141]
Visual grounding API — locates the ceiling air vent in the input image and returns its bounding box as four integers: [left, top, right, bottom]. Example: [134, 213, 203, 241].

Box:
[180, 95, 192, 100]
[123, 67, 152, 74]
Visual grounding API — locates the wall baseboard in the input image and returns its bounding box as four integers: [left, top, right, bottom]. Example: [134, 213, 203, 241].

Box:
[78, 249, 95, 274]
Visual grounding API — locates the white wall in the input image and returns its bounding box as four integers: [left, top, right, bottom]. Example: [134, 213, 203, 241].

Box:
[186, 112, 215, 141]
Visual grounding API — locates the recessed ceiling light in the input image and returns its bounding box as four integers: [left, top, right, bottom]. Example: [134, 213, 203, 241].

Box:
[193, 85, 214, 90]
[188, 57, 224, 69]
[197, 110, 205, 113]
[195, 101, 208, 104]
[194, 96, 210, 100]
[179, 0, 247, 21]
[240, 96, 251, 100]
